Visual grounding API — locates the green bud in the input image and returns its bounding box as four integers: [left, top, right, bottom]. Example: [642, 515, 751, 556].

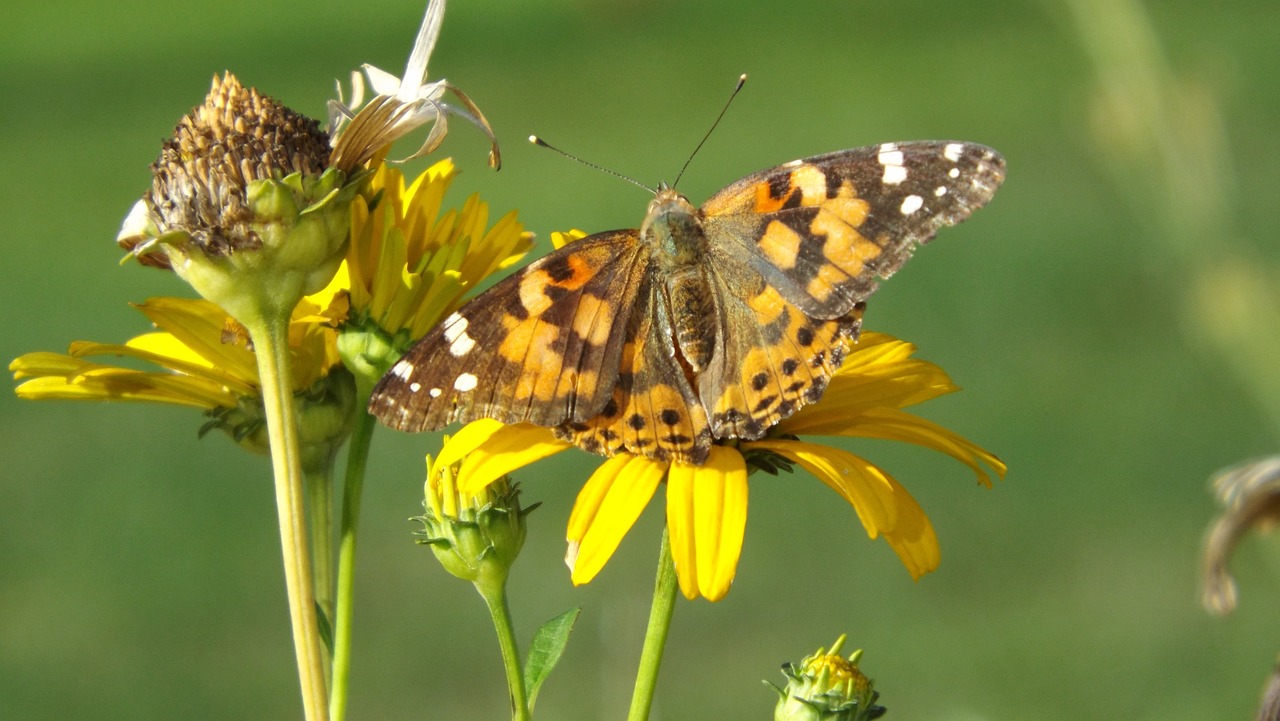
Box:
[199, 365, 355, 466]
[415, 457, 535, 595]
[767, 636, 885, 721]
[336, 311, 409, 388]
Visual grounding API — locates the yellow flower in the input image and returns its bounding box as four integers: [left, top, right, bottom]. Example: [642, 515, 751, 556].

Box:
[10, 296, 344, 450]
[432, 333, 1005, 601]
[325, 158, 533, 380]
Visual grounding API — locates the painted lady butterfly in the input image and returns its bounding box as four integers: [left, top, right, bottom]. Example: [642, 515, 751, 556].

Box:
[370, 140, 1004, 464]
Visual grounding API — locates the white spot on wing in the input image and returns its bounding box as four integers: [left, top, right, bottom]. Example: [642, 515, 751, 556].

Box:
[878, 143, 907, 185]
[449, 334, 476, 357]
[429, 388, 442, 398]
[948, 167, 961, 179]
[877, 145, 904, 167]
[391, 361, 413, 380]
[934, 185, 948, 197]
[944, 143, 965, 162]
[782, 158, 803, 168]
[900, 194, 924, 214]
[443, 315, 476, 356]
[882, 164, 908, 185]
[409, 382, 421, 392]
[453, 373, 479, 392]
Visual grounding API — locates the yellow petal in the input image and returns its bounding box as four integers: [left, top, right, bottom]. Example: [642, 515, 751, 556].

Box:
[665, 447, 749, 601]
[747, 439, 939, 579]
[14, 369, 233, 408]
[133, 298, 260, 382]
[434, 418, 506, 468]
[10, 352, 90, 378]
[828, 407, 1006, 487]
[73, 339, 257, 396]
[452, 422, 572, 495]
[551, 229, 587, 250]
[747, 440, 895, 538]
[567, 454, 666, 586]
[778, 359, 956, 438]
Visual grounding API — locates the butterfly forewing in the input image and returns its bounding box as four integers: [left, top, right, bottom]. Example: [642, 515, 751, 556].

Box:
[369, 230, 648, 432]
[702, 141, 1005, 319]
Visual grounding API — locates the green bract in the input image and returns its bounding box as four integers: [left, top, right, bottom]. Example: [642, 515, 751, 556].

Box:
[768, 637, 885, 721]
[416, 463, 535, 593]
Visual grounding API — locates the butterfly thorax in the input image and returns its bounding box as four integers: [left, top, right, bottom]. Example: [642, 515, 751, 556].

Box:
[641, 187, 717, 374]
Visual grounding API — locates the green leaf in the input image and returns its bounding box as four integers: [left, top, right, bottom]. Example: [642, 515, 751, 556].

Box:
[522, 608, 580, 711]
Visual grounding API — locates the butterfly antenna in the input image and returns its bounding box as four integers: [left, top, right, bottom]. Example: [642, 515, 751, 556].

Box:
[529, 135, 657, 194]
[672, 73, 748, 188]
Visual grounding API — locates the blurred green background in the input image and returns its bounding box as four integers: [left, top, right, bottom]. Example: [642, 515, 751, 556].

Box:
[4, 0, 1280, 719]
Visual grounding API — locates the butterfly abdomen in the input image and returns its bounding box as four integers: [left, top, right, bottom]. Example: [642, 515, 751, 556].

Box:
[664, 266, 717, 374]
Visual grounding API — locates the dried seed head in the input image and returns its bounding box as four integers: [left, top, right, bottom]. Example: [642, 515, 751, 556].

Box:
[140, 73, 331, 261]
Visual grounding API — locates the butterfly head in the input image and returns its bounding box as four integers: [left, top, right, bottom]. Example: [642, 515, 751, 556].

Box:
[640, 186, 703, 262]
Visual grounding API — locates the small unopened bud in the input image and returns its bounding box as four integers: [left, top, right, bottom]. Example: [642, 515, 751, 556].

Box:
[415, 453, 536, 593]
[767, 636, 885, 721]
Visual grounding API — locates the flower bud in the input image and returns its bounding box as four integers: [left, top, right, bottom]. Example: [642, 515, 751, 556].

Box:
[415, 454, 535, 593]
[768, 636, 885, 721]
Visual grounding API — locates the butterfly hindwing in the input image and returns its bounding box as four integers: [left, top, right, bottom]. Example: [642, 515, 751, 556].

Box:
[555, 274, 712, 463]
[699, 259, 863, 440]
[702, 141, 1005, 319]
[370, 230, 647, 432]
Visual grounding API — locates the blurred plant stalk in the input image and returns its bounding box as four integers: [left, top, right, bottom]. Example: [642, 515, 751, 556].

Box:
[1064, 0, 1280, 438]
[1066, 2, 1280, 718]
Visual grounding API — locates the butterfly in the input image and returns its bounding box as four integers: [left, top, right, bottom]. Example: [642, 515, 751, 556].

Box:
[369, 140, 1005, 465]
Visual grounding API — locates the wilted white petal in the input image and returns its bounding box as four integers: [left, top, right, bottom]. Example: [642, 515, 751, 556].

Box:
[362, 63, 404, 97]
[327, 0, 498, 171]
[399, 0, 446, 98]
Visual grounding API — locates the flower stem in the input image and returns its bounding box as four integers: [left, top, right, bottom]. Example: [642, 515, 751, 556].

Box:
[627, 526, 678, 721]
[246, 311, 330, 721]
[478, 579, 531, 721]
[303, 459, 335, 691]
[328, 382, 377, 721]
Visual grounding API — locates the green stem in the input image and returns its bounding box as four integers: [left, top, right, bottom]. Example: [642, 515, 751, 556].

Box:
[328, 386, 377, 721]
[246, 311, 330, 721]
[478, 579, 531, 721]
[627, 526, 678, 721]
[304, 460, 335, 691]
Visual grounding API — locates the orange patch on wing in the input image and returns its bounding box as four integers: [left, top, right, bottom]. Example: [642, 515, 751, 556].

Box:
[789, 164, 829, 205]
[810, 214, 879, 277]
[752, 179, 797, 214]
[820, 193, 870, 228]
[500, 316, 566, 402]
[805, 263, 849, 305]
[572, 294, 615, 347]
[557, 368, 598, 398]
[518, 270, 554, 315]
[553, 254, 596, 290]
[747, 284, 788, 327]
[758, 220, 802, 270]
